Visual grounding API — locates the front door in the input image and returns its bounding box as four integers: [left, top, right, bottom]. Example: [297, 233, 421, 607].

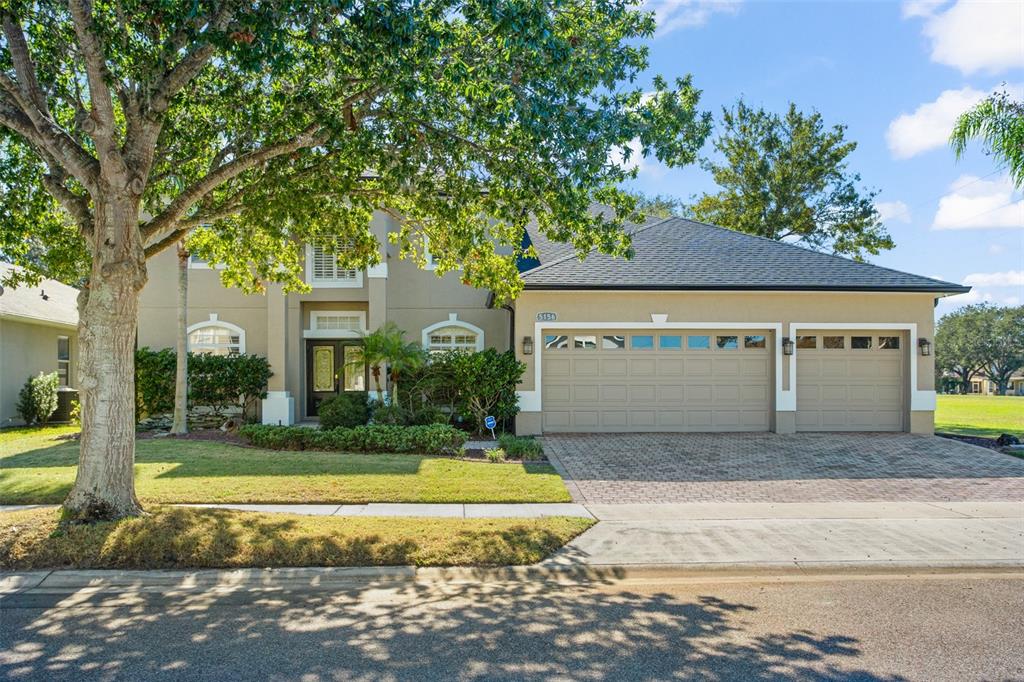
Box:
[305, 340, 367, 417]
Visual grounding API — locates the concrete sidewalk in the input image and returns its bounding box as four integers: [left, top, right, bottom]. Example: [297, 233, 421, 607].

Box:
[0, 503, 595, 519]
[546, 501, 1024, 569]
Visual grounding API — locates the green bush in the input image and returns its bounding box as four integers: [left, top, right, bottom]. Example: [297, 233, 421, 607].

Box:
[498, 434, 544, 461]
[16, 372, 59, 426]
[239, 423, 467, 456]
[410, 405, 449, 425]
[318, 392, 370, 429]
[371, 402, 411, 426]
[432, 349, 524, 434]
[135, 348, 272, 420]
[485, 447, 507, 463]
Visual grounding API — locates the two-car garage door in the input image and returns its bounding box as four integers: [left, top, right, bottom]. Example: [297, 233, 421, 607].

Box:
[541, 329, 772, 432]
[539, 328, 908, 433]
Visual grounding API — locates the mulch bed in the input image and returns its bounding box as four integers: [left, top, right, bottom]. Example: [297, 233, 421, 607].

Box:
[936, 433, 1003, 451]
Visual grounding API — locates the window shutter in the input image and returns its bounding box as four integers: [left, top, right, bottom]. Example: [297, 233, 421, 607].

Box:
[312, 237, 357, 282]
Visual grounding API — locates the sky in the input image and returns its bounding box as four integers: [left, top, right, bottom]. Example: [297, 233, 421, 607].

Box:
[622, 0, 1024, 317]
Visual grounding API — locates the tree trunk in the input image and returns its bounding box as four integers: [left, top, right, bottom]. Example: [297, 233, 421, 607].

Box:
[171, 242, 189, 435]
[62, 200, 147, 522]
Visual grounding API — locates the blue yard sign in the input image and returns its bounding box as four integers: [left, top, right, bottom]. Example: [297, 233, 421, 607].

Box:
[484, 415, 497, 439]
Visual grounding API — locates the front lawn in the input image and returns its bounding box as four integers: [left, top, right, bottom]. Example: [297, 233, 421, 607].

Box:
[0, 427, 570, 505]
[935, 395, 1024, 439]
[0, 506, 592, 569]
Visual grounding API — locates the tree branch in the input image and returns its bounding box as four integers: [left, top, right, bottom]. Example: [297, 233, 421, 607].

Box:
[67, 0, 119, 158]
[2, 16, 50, 117]
[141, 123, 326, 245]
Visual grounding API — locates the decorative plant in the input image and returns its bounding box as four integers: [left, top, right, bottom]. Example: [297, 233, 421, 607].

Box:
[16, 372, 59, 426]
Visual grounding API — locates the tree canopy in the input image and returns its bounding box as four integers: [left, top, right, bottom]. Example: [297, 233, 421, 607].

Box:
[1, 0, 712, 302]
[951, 90, 1024, 189]
[936, 303, 1024, 395]
[690, 101, 892, 261]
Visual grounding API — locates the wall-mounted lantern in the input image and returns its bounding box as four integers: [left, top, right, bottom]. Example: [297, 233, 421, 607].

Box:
[782, 337, 795, 356]
[918, 338, 932, 356]
[522, 335, 534, 356]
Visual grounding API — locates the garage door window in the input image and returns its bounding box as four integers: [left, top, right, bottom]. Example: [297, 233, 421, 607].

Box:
[716, 335, 739, 350]
[659, 335, 682, 349]
[602, 335, 625, 349]
[851, 336, 872, 349]
[545, 335, 568, 349]
[687, 335, 710, 350]
[796, 335, 817, 349]
[823, 335, 845, 349]
[631, 335, 654, 350]
[744, 335, 766, 349]
[879, 336, 901, 349]
[574, 335, 597, 350]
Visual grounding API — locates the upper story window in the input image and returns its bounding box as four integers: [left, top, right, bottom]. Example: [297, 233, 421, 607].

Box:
[57, 336, 71, 387]
[187, 314, 246, 356]
[306, 238, 363, 288]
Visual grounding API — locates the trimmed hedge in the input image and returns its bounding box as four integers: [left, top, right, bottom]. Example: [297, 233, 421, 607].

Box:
[239, 423, 467, 457]
[318, 392, 370, 429]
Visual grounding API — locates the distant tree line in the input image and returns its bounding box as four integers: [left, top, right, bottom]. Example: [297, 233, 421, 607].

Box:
[936, 304, 1024, 395]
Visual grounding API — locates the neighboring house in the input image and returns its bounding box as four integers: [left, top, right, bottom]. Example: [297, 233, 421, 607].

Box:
[968, 374, 1024, 396]
[137, 213, 969, 435]
[0, 262, 79, 426]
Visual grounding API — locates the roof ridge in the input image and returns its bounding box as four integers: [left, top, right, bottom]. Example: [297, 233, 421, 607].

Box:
[520, 215, 673, 277]
[667, 217, 965, 290]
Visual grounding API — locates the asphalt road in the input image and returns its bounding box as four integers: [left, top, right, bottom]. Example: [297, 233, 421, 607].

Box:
[1, 571, 1022, 681]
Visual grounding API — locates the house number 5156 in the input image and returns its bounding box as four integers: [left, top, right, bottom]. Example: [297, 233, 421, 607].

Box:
[536, 312, 557, 321]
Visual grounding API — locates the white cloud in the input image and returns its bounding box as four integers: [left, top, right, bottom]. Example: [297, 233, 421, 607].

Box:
[932, 174, 1024, 230]
[937, 287, 1021, 312]
[875, 200, 912, 223]
[886, 87, 987, 159]
[905, 0, 1024, 74]
[962, 270, 1024, 287]
[988, 243, 1008, 256]
[648, 0, 742, 37]
[609, 138, 668, 180]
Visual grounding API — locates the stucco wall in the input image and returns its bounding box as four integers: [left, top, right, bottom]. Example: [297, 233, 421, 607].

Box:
[512, 290, 939, 435]
[0, 319, 78, 426]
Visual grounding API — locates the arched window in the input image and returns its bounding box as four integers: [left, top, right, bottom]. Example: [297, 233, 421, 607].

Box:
[422, 315, 484, 353]
[187, 314, 246, 356]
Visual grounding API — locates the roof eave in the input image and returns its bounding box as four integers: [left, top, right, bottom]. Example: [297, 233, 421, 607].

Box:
[521, 283, 973, 295]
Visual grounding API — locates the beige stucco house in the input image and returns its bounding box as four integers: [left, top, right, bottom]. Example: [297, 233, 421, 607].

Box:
[0, 262, 79, 426]
[137, 213, 969, 435]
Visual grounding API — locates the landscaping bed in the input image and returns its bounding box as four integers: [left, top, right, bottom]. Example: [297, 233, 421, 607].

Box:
[0, 427, 571, 505]
[0, 506, 593, 569]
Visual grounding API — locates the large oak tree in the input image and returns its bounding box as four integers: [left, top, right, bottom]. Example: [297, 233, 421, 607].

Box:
[0, 0, 710, 520]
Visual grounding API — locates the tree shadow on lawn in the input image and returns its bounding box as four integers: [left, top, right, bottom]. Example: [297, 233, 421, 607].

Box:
[0, 572, 905, 681]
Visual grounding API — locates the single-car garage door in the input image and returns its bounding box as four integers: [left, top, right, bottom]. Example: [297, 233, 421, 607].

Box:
[795, 331, 906, 432]
[541, 329, 772, 432]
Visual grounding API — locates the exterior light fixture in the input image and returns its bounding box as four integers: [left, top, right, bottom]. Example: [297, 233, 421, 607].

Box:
[918, 338, 932, 356]
[522, 335, 534, 356]
[782, 337, 795, 356]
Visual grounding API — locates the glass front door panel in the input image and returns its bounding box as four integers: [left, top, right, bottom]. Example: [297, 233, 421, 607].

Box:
[343, 345, 366, 391]
[312, 345, 335, 392]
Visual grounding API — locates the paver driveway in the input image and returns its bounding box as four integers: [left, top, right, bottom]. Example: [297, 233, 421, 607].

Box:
[542, 433, 1024, 504]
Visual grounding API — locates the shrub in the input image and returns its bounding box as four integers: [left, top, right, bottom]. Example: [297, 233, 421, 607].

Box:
[69, 399, 81, 426]
[239, 423, 466, 456]
[485, 447, 507, 463]
[318, 392, 370, 429]
[410, 405, 449, 426]
[16, 372, 59, 426]
[135, 348, 272, 420]
[440, 349, 525, 434]
[371, 402, 411, 426]
[498, 434, 544, 461]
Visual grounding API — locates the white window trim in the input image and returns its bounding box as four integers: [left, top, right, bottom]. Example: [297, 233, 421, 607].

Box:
[423, 235, 438, 271]
[305, 243, 363, 288]
[188, 254, 225, 270]
[422, 313, 484, 352]
[187, 313, 246, 354]
[304, 310, 368, 339]
[57, 335, 71, 387]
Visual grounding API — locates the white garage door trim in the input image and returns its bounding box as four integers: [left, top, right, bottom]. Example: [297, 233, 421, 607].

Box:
[788, 322, 933, 412]
[518, 320, 784, 413]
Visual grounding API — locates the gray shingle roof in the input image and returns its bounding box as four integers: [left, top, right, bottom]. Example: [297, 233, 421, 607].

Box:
[521, 217, 970, 294]
[0, 262, 79, 327]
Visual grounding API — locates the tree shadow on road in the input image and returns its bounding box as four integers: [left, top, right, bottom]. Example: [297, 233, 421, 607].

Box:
[0, 577, 908, 681]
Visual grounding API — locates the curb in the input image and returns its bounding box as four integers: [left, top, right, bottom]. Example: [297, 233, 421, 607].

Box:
[3, 561, 1022, 597]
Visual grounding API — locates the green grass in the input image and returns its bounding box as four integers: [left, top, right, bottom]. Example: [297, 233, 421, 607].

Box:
[935, 395, 1024, 439]
[0, 426, 570, 505]
[0, 506, 593, 569]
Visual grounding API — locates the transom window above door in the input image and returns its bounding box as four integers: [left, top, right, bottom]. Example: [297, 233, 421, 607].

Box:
[311, 311, 365, 332]
[306, 238, 362, 287]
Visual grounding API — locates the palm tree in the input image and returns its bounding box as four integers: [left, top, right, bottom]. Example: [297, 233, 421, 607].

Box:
[347, 325, 393, 402]
[383, 333, 427, 409]
[951, 91, 1024, 189]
